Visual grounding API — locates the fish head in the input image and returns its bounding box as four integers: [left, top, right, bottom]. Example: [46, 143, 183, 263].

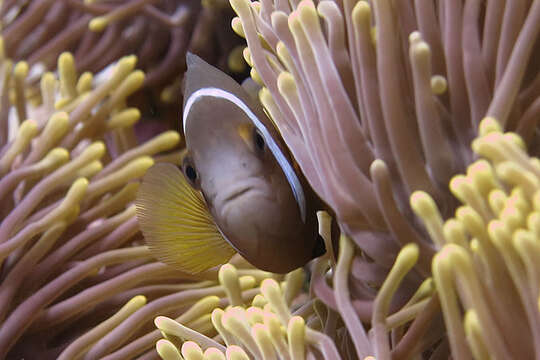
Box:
[181, 54, 321, 273]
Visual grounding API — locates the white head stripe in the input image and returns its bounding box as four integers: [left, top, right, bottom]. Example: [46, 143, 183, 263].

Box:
[183, 87, 306, 222]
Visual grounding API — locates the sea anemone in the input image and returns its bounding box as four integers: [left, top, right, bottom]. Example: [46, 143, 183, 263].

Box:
[2, 0, 539, 359]
[225, 0, 540, 358]
[155, 263, 341, 360]
[230, 0, 540, 248]
[54, 257, 272, 360]
[1, 0, 245, 128]
[413, 117, 540, 360]
[0, 46, 212, 358]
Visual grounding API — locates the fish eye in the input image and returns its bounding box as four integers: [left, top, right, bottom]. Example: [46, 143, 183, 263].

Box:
[185, 165, 197, 182]
[182, 157, 199, 186]
[253, 128, 265, 153]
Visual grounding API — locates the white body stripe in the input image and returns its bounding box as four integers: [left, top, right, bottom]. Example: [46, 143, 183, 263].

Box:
[183, 87, 307, 223]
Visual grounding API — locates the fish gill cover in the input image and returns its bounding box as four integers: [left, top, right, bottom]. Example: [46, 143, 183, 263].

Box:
[0, 0, 539, 360]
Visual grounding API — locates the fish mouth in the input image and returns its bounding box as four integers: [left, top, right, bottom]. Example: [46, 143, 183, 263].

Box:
[215, 177, 268, 207]
[222, 187, 253, 204]
[218, 186, 257, 222]
[216, 179, 269, 223]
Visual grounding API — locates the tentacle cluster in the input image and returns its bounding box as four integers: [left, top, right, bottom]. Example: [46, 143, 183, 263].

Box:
[230, 0, 540, 253]
[57, 257, 273, 360]
[229, 0, 540, 359]
[153, 238, 433, 360]
[1, 0, 539, 359]
[155, 263, 341, 360]
[0, 44, 231, 358]
[1, 0, 245, 127]
[413, 117, 540, 360]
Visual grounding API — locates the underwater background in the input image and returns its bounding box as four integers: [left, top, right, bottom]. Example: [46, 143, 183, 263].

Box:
[0, 0, 539, 359]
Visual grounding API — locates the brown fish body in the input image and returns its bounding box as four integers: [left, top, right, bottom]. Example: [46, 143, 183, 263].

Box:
[182, 54, 323, 273]
[136, 54, 325, 274]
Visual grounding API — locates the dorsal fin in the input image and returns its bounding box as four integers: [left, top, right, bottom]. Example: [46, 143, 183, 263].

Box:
[184, 53, 262, 116]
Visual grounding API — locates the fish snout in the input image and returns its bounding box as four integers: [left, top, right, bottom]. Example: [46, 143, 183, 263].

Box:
[216, 182, 272, 234]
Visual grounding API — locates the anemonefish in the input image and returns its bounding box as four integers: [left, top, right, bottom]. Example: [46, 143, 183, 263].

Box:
[135, 53, 327, 274]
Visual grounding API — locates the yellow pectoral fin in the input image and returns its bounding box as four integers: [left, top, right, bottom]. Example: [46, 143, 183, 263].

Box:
[135, 163, 235, 274]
